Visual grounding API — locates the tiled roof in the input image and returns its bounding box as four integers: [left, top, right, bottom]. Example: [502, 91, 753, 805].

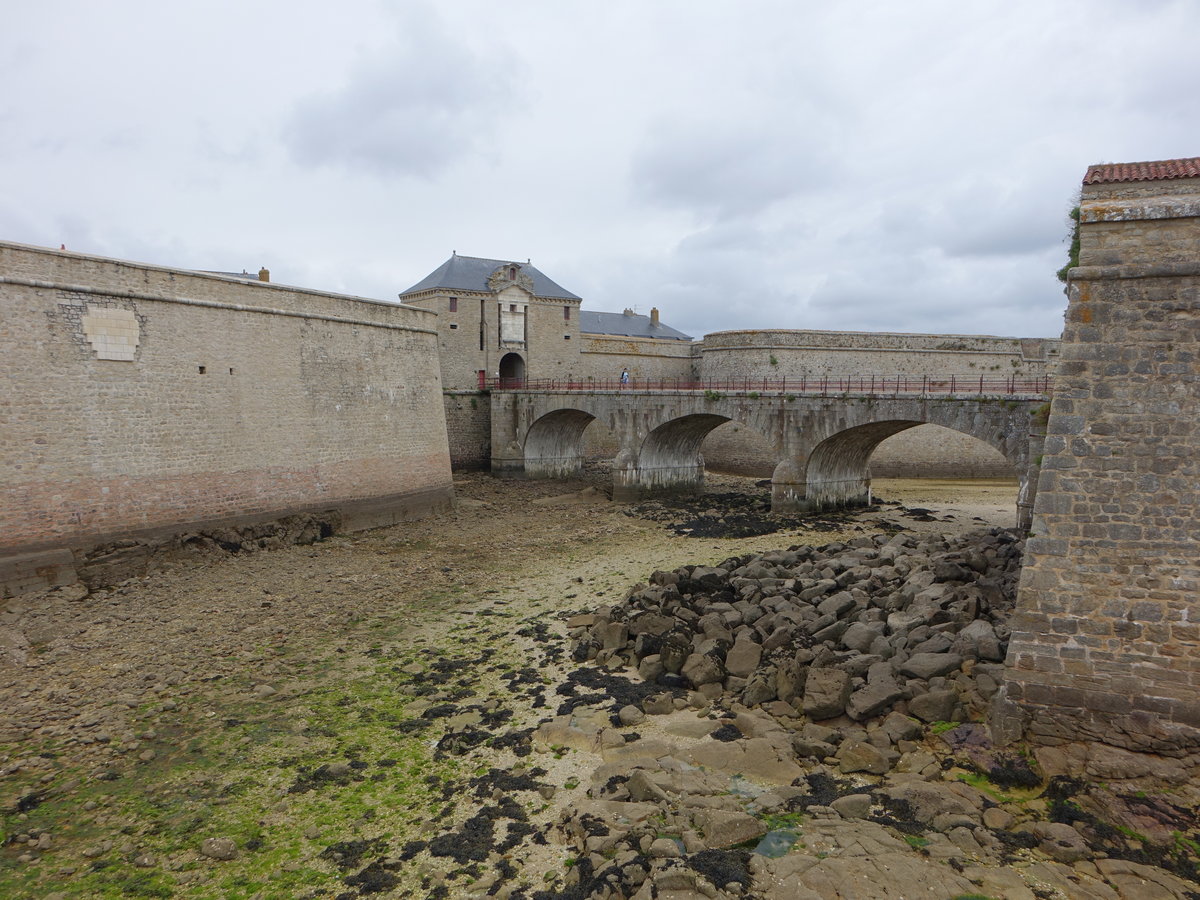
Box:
[400, 253, 581, 300]
[580, 310, 691, 342]
[1084, 157, 1200, 184]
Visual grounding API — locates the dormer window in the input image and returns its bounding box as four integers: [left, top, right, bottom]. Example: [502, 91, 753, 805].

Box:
[508, 266, 517, 280]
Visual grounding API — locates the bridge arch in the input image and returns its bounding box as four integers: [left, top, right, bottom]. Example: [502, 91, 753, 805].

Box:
[614, 413, 731, 501]
[794, 405, 1032, 511]
[523, 408, 597, 479]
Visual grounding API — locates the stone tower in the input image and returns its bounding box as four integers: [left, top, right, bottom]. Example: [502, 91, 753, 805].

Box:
[1001, 157, 1200, 751]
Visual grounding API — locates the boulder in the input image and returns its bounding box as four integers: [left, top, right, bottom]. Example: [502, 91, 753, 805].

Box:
[682, 652, 725, 687]
[692, 809, 767, 850]
[725, 639, 762, 679]
[802, 668, 852, 720]
[837, 740, 892, 775]
[846, 678, 905, 721]
[907, 689, 958, 723]
[898, 652, 963, 680]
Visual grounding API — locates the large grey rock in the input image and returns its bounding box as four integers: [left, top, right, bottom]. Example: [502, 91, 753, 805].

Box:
[846, 678, 905, 721]
[725, 639, 762, 679]
[817, 591, 856, 618]
[898, 652, 963, 680]
[841, 621, 883, 653]
[881, 711, 922, 743]
[837, 739, 892, 775]
[200, 837, 238, 861]
[907, 688, 958, 723]
[831, 793, 873, 818]
[692, 809, 767, 850]
[660, 631, 692, 674]
[882, 782, 979, 825]
[1033, 822, 1091, 863]
[682, 652, 725, 687]
[742, 668, 777, 707]
[802, 668, 851, 719]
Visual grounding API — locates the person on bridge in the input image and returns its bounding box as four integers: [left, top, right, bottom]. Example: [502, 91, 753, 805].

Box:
[620, 368, 630, 386]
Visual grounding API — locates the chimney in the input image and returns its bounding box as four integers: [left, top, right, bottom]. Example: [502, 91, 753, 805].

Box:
[650, 307, 660, 326]
[258, 267, 270, 282]
[623, 307, 634, 316]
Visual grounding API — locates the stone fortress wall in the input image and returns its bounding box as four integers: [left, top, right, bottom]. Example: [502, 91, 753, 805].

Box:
[0, 242, 454, 596]
[1000, 160, 1200, 750]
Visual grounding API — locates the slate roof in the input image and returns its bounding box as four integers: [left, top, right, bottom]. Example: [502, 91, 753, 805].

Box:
[400, 254, 581, 300]
[1084, 157, 1200, 184]
[580, 310, 691, 341]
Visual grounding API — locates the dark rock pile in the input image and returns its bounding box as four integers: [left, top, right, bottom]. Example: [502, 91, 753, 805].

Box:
[544, 529, 1200, 899]
[574, 528, 1022, 728]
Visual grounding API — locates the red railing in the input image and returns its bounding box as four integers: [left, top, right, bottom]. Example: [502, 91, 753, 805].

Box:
[481, 374, 1053, 398]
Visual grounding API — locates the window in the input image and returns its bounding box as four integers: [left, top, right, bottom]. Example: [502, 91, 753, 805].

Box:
[449, 297, 457, 312]
[508, 266, 516, 280]
[564, 334, 571, 340]
[563, 305, 570, 320]
[510, 304, 517, 312]
[449, 323, 458, 330]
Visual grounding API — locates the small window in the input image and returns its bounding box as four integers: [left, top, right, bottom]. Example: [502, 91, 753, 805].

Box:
[508, 266, 516, 280]
[510, 303, 517, 312]
[449, 297, 458, 312]
[564, 334, 571, 340]
[449, 323, 458, 330]
[563, 305, 570, 320]
[198, 365, 206, 374]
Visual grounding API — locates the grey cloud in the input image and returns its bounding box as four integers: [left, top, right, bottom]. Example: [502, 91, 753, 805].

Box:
[631, 115, 840, 220]
[283, 11, 517, 178]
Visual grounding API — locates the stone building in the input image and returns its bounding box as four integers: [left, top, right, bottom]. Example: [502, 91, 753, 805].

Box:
[1002, 157, 1200, 750]
[400, 253, 693, 391]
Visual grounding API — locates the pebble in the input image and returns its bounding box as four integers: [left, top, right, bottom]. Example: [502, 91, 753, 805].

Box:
[200, 837, 238, 860]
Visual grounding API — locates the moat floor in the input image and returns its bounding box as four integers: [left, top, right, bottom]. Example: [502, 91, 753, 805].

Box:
[16, 474, 1177, 900]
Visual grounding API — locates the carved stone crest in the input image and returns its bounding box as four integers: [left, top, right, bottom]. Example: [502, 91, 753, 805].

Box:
[487, 264, 535, 293]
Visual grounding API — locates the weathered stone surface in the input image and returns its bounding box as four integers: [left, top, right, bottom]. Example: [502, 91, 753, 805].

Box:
[724, 639, 762, 679]
[200, 837, 238, 861]
[803, 668, 852, 719]
[908, 688, 959, 723]
[898, 652, 963, 680]
[692, 809, 766, 849]
[846, 678, 905, 721]
[836, 739, 891, 775]
[681, 652, 724, 687]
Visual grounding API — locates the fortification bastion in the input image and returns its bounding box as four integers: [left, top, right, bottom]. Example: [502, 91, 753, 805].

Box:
[0, 242, 453, 596]
[1001, 157, 1200, 751]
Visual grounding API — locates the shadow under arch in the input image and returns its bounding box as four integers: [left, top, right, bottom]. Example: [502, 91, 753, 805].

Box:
[622, 412, 732, 498]
[524, 408, 597, 479]
[804, 419, 926, 509]
[701, 417, 781, 477]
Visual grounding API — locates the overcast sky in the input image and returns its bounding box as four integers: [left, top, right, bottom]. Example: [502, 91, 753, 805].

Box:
[4, 1, 1198, 341]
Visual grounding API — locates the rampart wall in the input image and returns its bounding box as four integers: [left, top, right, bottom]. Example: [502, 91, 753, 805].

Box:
[1000, 172, 1200, 751]
[0, 242, 454, 595]
[577, 334, 696, 382]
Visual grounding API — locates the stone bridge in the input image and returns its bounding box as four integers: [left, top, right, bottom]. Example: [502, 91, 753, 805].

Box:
[490, 388, 1048, 529]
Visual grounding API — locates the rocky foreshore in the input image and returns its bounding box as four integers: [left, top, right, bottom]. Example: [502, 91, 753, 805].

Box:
[538, 528, 1200, 899]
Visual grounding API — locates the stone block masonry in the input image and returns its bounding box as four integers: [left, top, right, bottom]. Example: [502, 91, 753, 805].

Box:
[1001, 161, 1200, 752]
[0, 242, 454, 595]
